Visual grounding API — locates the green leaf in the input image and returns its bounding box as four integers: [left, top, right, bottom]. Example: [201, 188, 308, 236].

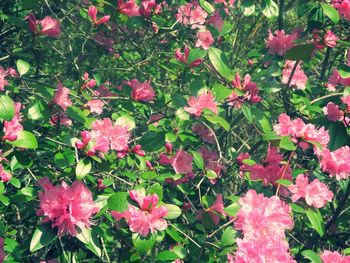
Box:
[66, 106, 92, 128]
[241, 105, 253, 123]
[140, 132, 165, 152]
[188, 48, 207, 64]
[30, 225, 57, 252]
[76, 158, 92, 180]
[156, 251, 179, 261]
[262, 0, 279, 18]
[224, 202, 241, 217]
[163, 204, 182, 219]
[0, 95, 15, 121]
[107, 192, 128, 212]
[208, 47, 233, 80]
[338, 64, 350, 79]
[275, 179, 292, 186]
[320, 3, 340, 24]
[285, 44, 315, 61]
[301, 250, 322, 263]
[149, 183, 163, 201]
[9, 131, 38, 149]
[76, 227, 102, 257]
[291, 203, 305, 214]
[115, 114, 135, 130]
[16, 59, 30, 76]
[221, 226, 237, 247]
[189, 150, 204, 170]
[132, 233, 156, 253]
[212, 83, 232, 101]
[27, 100, 49, 120]
[306, 207, 325, 237]
[205, 169, 218, 179]
[279, 136, 297, 151]
[203, 113, 230, 131]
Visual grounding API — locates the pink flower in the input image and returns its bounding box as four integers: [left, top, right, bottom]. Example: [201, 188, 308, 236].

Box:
[195, 30, 214, 50]
[332, 0, 350, 20]
[3, 102, 23, 142]
[321, 250, 350, 263]
[117, 0, 141, 17]
[111, 190, 168, 237]
[324, 30, 338, 48]
[37, 178, 100, 236]
[228, 73, 262, 108]
[140, 0, 156, 17]
[198, 146, 225, 180]
[192, 123, 215, 144]
[207, 194, 227, 225]
[207, 11, 224, 31]
[214, 0, 235, 6]
[88, 6, 110, 25]
[289, 174, 333, 208]
[325, 69, 350, 91]
[176, 3, 207, 29]
[85, 100, 104, 114]
[320, 146, 350, 180]
[235, 190, 293, 239]
[175, 46, 203, 68]
[0, 67, 10, 91]
[0, 164, 12, 182]
[282, 60, 308, 90]
[323, 102, 342, 122]
[342, 95, 350, 110]
[50, 112, 72, 127]
[266, 29, 298, 56]
[234, 235, 296, 263]
[171, 149, 193, 174]
[184, 91, 218, 117]
[129, 79, 155, 102]
[40, 16, 61, 38]
[52, 82, 72, 111]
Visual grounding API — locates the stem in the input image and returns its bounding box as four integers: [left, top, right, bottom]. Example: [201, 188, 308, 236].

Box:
[278, 0, 285, 30]
[275, 150, 295, 196]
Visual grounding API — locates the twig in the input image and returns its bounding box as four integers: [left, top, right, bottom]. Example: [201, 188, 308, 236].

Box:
[170, 224, 201, 248]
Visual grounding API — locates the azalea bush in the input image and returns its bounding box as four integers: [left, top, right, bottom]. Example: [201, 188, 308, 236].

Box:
[0, 0, 350, 262]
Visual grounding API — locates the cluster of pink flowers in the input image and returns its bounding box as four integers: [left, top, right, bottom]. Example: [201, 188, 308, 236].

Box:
[184, 91, 218, 117]
[321, 250, 350, 263]
[175, 46, 203, 68]
[288, 174, 333, 208]
[323, 96, 350, 125]
[3, 102, 23, 142]
[227, 73, 262, 109]
[332, 0, 350, 20]
[176, 3, 207, 29]
[196, 30, 214, 50]
[37, 177, 100, 236]
[192, 123, 215, 144]
[274, 113, 350, 180]
[76, 118, 131, 157]
[266, 29, 298, 56]
[50, 82, 73, 127]
[313, 30, 338, 49]
[111, 190, 168, 237]
[0, 151, 11, 183]
[238, 146, 292, 196]
[0, 66, 17, 91]
[27, 14, 61, 38]
[233, 190, 295, 262]
[281, 60, 308, 90]
[117, 0, 161, 17]
[196, 194, 227, 225]
[88, 6, 110, 25]
[126, 79, 155, 102]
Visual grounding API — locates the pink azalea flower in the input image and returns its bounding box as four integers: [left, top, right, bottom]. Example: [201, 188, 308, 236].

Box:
[117, 0, 141, 17]
[282, 60, 308, 90]
[320, 146, 350, 180]
[85, 100, 104, 114]
[88, 6, 110, 25]
[321, 250, 350, 263]
[140, 0, 156, 17]
[52, 82, 72, 111]
[266, 29, 298, 56]
[325, 69, 350, 91]
[289, 174, 333, 208]
[332, 0, 350, 20]
[235, 190, 294, 239]
[0, 164, 12, 182]
[192, 123, 215, 144]
[171, 149, 193, 174]
[214, 0, 235, 6]
[111, 190, 168, 237]
[207, 194, 227, 225]
[3, 102, 23, 142]
[184, 91, 218, 117]
[195, 30, 214, 50]
[234, 235, 296, 263]
[324, 30, 338, 48]
[50, 112, 72, 127]
[342, 95, 350, 110]
[129, 79, 155, 102]
[175, 46, 203, 68]
[176, 3, 208, 29]
[228, 73, 262, 109]
[37, 178, 100, 236]
[323, 102, 342, 122]
[207, 11, 224, 31]
[40, 16, 61, 38]
[0, 67, 11, 91]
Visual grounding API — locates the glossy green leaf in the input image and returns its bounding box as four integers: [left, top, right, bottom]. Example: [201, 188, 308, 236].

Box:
[30, 225, 57, 252]
[9, 131, 38, 149]
[132, 233, 156, 253]
[262, 0, 279, 18]
[107, 192, 128, 212]
[189, 150, 204, 170]
[0, 95, 15, 121]
[163, 204, 182, 219]
[285, 44, 315, 61]
[208, 47, 233, 80]
[76, 158, 92, 180]
[221, 226, 237, 247]
[301, 250, 322, 263]
[76, 227, 102, 257]
[306, 207, 325, 237]
[279, 136, 297, 151]
[320, 3, 339, 24]
[16, 59, 30, 76]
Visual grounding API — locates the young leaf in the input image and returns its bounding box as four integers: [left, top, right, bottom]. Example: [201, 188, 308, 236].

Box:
[320, 3, 340, 24]
[306, 207, 325, 237]
[0, 95, 15, 121]
[262, 0, 279, 18]
[76, 158, 92, 180]
[163, 204, 182, 219]
[221, 226, 237, 247]
[224, 202, 241, 217]
[301, 250, 322, 263]
[338, 64, 350, 79]
[30, 224, 57, 252]
[9, 131, 38, 149]
[16, 59, 30, 76]
[279, 136, 297, 151]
